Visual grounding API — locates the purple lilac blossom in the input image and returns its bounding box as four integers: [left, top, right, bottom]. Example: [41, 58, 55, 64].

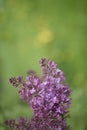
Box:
[4, 58, 71, 130]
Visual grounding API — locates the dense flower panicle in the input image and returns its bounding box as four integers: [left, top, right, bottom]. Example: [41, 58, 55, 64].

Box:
[5, 58, 71, 130]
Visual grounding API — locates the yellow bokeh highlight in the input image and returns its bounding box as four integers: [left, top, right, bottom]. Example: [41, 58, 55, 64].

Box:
[34, 28, 54, 47]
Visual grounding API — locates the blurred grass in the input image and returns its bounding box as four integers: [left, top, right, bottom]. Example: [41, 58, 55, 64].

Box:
[0, 0, 87, 129]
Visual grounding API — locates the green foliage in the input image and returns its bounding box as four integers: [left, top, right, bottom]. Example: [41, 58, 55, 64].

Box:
[0, 0, 87, 129]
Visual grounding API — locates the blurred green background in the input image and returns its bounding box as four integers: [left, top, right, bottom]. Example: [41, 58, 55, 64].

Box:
[0, 0, 87, 129]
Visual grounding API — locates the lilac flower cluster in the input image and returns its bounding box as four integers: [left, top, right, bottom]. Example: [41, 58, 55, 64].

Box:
[4, 58, 71, 130]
